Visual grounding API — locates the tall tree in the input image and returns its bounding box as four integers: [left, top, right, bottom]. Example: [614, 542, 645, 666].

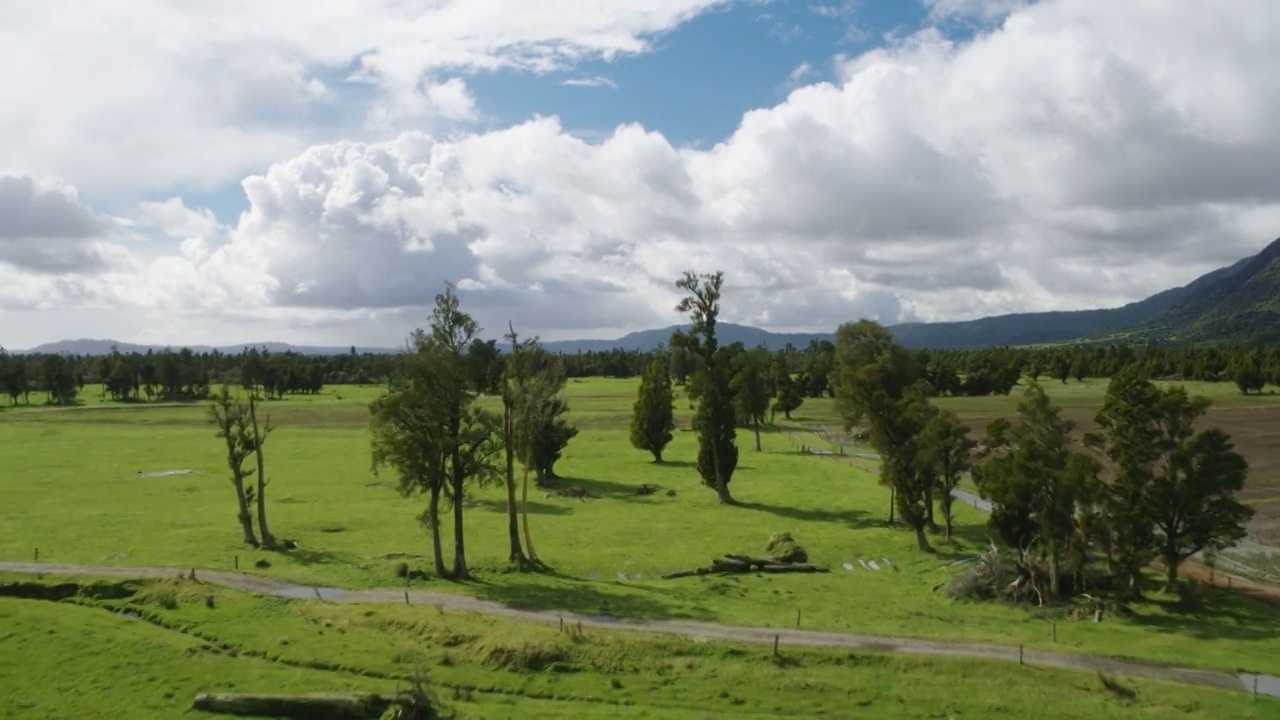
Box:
[731, 347, 771, 451]
[1091, 374, 1254, 592]
[833, 320, 935, 550]
[973, 383, 1099, 597]
[675, 271, 738, 504]
[630, 359, 676, 462]
[922, 408, 975, 544]
[369, 285, 500, 579]
[499, 324, 527, 564]
[247, 394, 275, 548]
[511, 340, 571, 561]
[1150, 425, 1251, 591]
[208, 386, 260, 547]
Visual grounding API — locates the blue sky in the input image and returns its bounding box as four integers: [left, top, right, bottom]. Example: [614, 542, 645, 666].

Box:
[470, 1, 927, 145]
[176, 0, 962, 223]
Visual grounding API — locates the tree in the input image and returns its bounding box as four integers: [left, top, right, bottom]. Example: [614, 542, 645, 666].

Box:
[675, 271, 738, 504]
[369, 285, 500, 579]
[630, 359, 676, 462]
[922, 409, 975, 544]
[731, 348, 771, 451]
[511, 341, 572, 560]
[1091, 374, 1254, 593]
[516, 366, 577, 484]
[247, 394, 276, 548]
[833, 320, 936, 550]
[208, 386, 261, 547]
[772, 362, 804, 421]
[467, 338, 503, 395]
[973, 383, 1099, 598]
[499, 325, 527, 564]
[1087, 372, 1160, 596]
[38, 354, 77, 405]
[1233, 360, 1266, 395]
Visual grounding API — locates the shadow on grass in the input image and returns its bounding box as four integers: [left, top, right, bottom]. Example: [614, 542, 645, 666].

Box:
[1125, 589, 1280, 645]
[472, 575, 715, 622]
[468, 498, 574, 516]
[737, 500, 876, 529]
[545, 475, 685, 503]
[276, 545, 357, 567]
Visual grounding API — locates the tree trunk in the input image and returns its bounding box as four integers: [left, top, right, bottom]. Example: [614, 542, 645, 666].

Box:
[1049, 552, 1061, 597]
[913, 523, 931, 553]
[248, 396, 273, 548]
[450, 451, 468, 580]
[941, 499, 954, 543]
[521, 463, 538, 562]
[652, 449, 663, 463]
[716, 480, 735, 504]
[232, 477, 259, 547]
[924, 486, 938, 531]
[1163, 546, 1180, 592]
[428, 486, 447, 578]
[503, 403, 524, 564]
[753, 419, 761, 452]
[887, 486, 896, 523]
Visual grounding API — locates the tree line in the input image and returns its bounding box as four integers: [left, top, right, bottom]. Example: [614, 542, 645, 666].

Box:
[5, 336, 1278, 411]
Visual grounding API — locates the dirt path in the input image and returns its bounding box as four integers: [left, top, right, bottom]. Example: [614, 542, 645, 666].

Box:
[2, 561, 1275, 699]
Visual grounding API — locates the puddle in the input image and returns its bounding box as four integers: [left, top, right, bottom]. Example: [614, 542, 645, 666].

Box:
[138, 470, 196, 478]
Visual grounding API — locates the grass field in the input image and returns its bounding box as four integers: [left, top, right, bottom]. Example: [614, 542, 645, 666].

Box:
[2, 574, 1275, 719]
[2, 377, 1280, 718]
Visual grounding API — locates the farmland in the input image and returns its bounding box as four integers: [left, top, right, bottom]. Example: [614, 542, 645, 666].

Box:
[1, 377, 1279, 718]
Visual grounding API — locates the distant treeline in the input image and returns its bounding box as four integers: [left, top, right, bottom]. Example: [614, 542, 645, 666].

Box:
[1, 339, 1278, 407]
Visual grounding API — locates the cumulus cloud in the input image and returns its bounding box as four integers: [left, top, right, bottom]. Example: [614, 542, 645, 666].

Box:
[7, 0, 1280, 348]
[0, 0, 728, 200]
[0, 175, 117, 274]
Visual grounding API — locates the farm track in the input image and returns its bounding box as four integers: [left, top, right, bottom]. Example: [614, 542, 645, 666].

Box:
[1, 561, 1277, 699]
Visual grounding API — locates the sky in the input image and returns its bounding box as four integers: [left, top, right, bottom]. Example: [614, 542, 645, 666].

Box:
[3, 0, 1280, 350]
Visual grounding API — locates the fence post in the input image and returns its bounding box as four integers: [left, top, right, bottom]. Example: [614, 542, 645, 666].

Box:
[1019, 645, 1024, 665]
[796, 609, 801, 628]
[1052, 622, 1057, 643]
[234, 555, 239, 570]
[773, 635, 780, 655]
[404, 591, 410, 606]
[34, 548, 39, 562]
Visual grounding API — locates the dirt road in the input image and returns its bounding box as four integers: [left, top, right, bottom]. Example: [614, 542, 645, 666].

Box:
[2, 561, 1275, 699]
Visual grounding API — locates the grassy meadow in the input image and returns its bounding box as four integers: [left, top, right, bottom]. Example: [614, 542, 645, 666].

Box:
[6, 574, 1272, 720]
[2, 376, 1280, 718]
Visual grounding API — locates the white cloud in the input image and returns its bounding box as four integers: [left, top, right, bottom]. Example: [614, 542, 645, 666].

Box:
[924, 0, 1034, 23]
[0, 0, 729, 202]
[562, 76, 620, 89]
[6, 0, 1280, 349]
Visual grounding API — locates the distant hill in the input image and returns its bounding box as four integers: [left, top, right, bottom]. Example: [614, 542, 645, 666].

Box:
[887, 253, 1255, 349]
[1112, 237, 1280, 345]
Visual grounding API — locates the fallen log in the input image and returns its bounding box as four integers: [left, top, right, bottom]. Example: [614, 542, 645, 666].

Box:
[760, 563, 829, 573]
[191, 692, 401, 719]
[664, 555, 830, 579]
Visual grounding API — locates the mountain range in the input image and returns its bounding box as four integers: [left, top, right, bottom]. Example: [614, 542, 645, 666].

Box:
[13, 237, 1279, 355]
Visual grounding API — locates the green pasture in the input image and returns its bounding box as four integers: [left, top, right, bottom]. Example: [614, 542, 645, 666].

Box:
[2, 575, 1274, 720]
[1, 378, 1279, 680]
